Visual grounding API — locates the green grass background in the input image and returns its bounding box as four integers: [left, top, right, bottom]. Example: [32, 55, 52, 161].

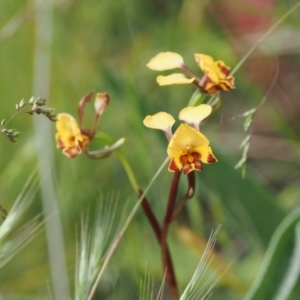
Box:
[1, 0, 300, 299]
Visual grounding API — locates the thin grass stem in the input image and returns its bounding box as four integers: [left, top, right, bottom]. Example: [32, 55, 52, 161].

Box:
[87, 157, 169, 300]
[230, 2, 300, 76]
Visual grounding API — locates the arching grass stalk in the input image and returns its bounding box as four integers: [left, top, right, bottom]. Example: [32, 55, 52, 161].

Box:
[87, 156, 169, 300]
[188, 2, 300, 108]
[230, 2, 300, 76]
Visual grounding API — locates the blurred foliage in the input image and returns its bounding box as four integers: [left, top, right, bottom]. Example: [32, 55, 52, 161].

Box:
[1, 0, 300, 299]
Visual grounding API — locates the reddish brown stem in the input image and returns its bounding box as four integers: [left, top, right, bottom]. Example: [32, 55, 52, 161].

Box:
[78, 92, 93, 130]
[160, 171, 181, 300]
[171, 171, 196, 222]
[137, 190, 179, 299]
[138, 189, 161, 241]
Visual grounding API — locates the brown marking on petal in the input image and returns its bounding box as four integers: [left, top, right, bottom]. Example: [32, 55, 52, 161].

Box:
[194, 161, 203, 171]
[226, 76, 235, 89]
[180, 152, 203, 174]
[56, 139, 64, 149]
[63, 147, 81, 158]
[180, 154, 188, 165]
[220, 78, 235, 91]
[192, 152, 201, 160]
[207, 154, 217, 163]
[202, 79, 219, 94]
[183, 164, 192, 174]
[168, 159, 180, 172]
[217, 62, 230, 76]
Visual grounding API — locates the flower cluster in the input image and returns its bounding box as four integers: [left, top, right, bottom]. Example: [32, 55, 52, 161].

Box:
[144, 104, 217, 174]
[55, 92, 124, 158]
[147, 52, 235, 94]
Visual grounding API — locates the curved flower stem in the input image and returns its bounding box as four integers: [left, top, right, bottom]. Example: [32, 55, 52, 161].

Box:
[88, 157, 169, 300]
[115, 151, 160, 234]
[116, 150, 179, 298]
[115, 149, 140, 192]
[136, 189, 160, 238]
[180, 64, 202, 81]
[161, 171, 182, 300]
[171, 171, 195, 222]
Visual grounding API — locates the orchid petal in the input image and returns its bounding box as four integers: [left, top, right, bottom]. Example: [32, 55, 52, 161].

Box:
[143, 112, 175, 131]
[157, 74, 195, 86]
[147, 52, 184, 71]
[179, 104, 212, 129]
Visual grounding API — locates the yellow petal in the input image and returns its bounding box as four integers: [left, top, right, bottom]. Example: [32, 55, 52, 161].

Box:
[194, 146, 217, 164]
[179, 104, 212, 126]
[167, 124, 217, 171]
[167, 124, 209, 163]
[157, 74, 195, 86]
[194, 53, 215, 66]
[146, 52, 184, 71]
[194, 53, 220, 83]
[215, 60, 231, 79]
[55, 113, 90, 158]
[56, 113, 81, 141]
[143, 112, 175, 131]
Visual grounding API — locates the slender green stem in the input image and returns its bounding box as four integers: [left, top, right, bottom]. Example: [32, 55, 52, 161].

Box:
[0, 105, 33, 129]
[115, 149, 140, 192]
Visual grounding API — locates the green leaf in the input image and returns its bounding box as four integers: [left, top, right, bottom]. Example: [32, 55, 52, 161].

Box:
[244, 209, 300, 300]
[200, 150, 285, 245]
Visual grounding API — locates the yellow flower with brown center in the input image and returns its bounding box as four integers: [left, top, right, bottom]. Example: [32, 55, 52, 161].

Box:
[143, 104, 217, 174]
[55, 92, 111, 159]
[167, 124, 217, 174]
[194, 54, 235, 94]
[146, 51, 235, 94]
[55, 113, 90, 158]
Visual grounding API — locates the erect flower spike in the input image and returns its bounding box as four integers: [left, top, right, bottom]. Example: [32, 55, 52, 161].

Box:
[194, 53, 235, 94]
[143, 112, 175, 140]
[179, 104, 212, 131]
[167, 124, 217, 174]
[157, 74, 195, 86]
[146, 52, 184, 71]
[55, 113, 90, 158]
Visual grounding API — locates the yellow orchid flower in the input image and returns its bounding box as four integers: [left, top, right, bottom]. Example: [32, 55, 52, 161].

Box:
[55, 113, 90, 158]
[167, 124, 217, 174]
[143, 112, 175, 140]
[55, 92, 111, 158]
[143, 104, 217, 173]
[194, 54, 235, 94]
[147, 51, 235, 94]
